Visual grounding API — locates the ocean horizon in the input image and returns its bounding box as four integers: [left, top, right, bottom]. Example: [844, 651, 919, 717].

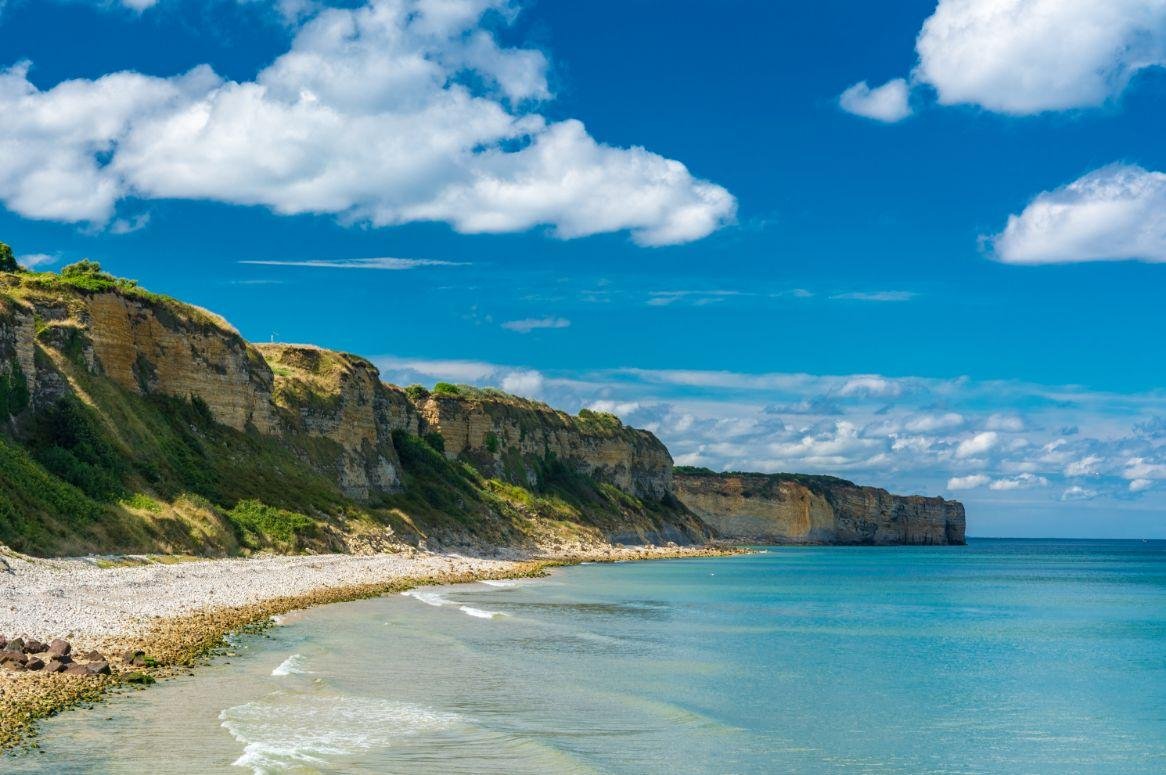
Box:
[8, 538, 1164, 774]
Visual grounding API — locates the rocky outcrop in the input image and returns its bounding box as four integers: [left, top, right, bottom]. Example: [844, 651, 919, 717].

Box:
[414, 393, 673, 500]
[258, 344, 415, 500]
[674, 470, 965, 545]
[0, 278, 676, 510]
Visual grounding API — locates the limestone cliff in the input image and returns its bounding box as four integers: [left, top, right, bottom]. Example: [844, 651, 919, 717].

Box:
[0, 266, 702, 555]
[674, 469, 966, 545]
[413, 391, 673, 501]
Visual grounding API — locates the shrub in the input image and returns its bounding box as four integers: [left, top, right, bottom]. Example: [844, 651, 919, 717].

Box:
[422, 431, 446, 453]
[0, 241, 17, 273]
[484, 430, 500, 453]
[404, 384, 430, 401]
[227, 499, 317, 550]
[433, 382, 461, 397]
[0, 362, 29, 418]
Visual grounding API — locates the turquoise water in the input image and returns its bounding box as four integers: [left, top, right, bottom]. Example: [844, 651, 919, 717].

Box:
[7, 539, 1165, 773]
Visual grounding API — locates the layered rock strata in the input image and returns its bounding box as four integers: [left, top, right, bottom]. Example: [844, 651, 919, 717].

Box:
[674, 471, 966, 545]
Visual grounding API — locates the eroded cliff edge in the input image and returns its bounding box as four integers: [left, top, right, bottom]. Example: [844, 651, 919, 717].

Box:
[0, 265, 704, 556]
[674, 469, 966, 545]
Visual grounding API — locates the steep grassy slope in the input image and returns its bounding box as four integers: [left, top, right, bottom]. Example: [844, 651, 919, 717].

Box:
[0, 262, 706, 556]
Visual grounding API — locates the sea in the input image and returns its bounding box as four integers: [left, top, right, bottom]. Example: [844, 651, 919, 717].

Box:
[6, 539, 1165, 773]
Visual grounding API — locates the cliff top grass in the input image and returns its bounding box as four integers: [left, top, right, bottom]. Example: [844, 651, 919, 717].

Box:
[673, 466, 859, 489]
[411, 383, 634, 439]
[0, 260, 237, 336]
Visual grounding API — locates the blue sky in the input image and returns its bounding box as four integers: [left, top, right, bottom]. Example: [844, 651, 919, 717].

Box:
[1, 0, 1165, 537]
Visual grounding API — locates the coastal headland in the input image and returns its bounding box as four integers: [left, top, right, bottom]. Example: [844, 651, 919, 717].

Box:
[0, 263, 963, 751]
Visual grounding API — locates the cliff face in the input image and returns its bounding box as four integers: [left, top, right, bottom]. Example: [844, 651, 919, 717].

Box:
[674, 471, 966, 545]
[414, 393, 673, 501]
[0, 272, 700, 554]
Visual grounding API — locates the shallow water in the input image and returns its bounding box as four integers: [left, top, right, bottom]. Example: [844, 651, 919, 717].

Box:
[7, 539, 1165, 773]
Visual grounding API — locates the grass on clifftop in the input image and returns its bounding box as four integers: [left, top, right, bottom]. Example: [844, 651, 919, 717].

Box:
[673, 465, 857, 489]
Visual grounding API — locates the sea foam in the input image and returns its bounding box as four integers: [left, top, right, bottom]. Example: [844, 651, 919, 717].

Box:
[458, 605, 508, 619]
[403, 589, 509, 619]
[270, 654, 309, 676]
[221, 693, 460, 773]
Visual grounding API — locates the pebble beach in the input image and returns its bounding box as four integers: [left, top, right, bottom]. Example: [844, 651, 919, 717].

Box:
[0, 543, 733, 752]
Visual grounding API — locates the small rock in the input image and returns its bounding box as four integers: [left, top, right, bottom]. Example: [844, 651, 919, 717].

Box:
[24, 656, 45, 671]
[47, 639, 71, 658]
[82, 650, 105, 662]
[44, 660, 68, 674]
[0, 650, 26, 665]
[7, 637, 25, 652]
[25, 639, 47, 654]
[87, 661, 111, 676]
[122, 649, 145, 665]
[0, 634, 7, 649]
[62, 664, 91, 676]
[2, 660, 26, 672]
[124, 672, 155, 685]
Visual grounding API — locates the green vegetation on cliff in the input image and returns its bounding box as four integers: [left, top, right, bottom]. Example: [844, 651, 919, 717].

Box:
[0, 260, 703, 556]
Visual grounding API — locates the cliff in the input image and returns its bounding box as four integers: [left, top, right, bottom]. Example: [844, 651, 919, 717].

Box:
[674, 469, 966, 545]
[0, 263, 704, 556]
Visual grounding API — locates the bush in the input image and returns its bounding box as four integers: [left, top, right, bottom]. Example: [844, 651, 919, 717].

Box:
[404, 384, 430, 401]
[227, 499, 317, 550]
[433, 382, 461, 397]
[0, 241, 17, 273]
[0, 362, 29, 418]
[422, 431, 446, 453]
[484, 430, 500, 453]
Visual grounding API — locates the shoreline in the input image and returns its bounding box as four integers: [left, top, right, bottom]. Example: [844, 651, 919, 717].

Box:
[0, 543, 741, 753]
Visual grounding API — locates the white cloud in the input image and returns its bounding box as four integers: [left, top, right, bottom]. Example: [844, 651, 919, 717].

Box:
[1130, 478, 1154, 492]
[993, 165, 1166, 264]
[1061, 485, 1099, 501]
[955, 431, 999, 458]
[904, 412, 965, 433]
[829, 290, 917, 302]
[948, 474, 990, 490]
[989, 473, 1049, 490]
[1123, 457, 1166, 480]
[587, 400, 641, 418]
[646, 290, 748, 307]
[838, 79, 912, 122]
[240, 257, 464, 270]
[501, 317, 570, 333]
[985, 413, 1025, 432]
[499, 369, 544, 397]
[838, 376, 904, 398]
[0, 1, 735, 245]
[914, 0, 1166, 114]
[17, 253, 56, 268]
[1064, 455, 1104, 477]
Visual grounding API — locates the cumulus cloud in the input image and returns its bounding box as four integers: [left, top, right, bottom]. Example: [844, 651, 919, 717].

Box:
[915, 0, 1166, 114]
[1064, 455, 1104, 477]
[955, 431, 999, 458]
[948, 474, 990, 490]
[846, 1, 1166, 118]
[501, 317, 570, 333]
[0, 0, 735, 245]
[499, 369, 544, 397]
[838, 78, 912, 122]
[993, 165, 1166, 264]
[1061, 485, 1099, 501]
[989, 473, 1049, 490]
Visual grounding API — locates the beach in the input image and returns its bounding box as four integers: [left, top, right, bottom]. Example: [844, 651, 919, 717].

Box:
[0, 543, 731, 752]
